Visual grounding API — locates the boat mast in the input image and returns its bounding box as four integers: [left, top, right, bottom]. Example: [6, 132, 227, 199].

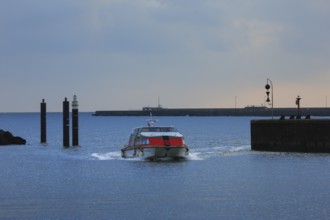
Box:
[147, 113, 157, 127]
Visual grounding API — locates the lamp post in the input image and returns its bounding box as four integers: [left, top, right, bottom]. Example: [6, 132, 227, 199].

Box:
[265, 78, 274, 119]
[296, 95, 301, 117]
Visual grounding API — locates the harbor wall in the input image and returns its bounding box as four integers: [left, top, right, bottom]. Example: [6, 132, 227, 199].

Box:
[93, 107, 330, 116]
[251, 119, 330, 153]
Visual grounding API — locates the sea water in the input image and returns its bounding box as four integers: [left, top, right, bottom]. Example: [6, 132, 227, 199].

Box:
[1, 113, 330, 219]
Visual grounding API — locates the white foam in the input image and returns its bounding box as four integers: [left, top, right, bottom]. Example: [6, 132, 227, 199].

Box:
[91, 152, 122, 160]
[187, 152, 205, 160]
[91, 152, 143, 161]
[228, 145, 251, 152]
[187, 145, 251, 159]
[91, 145, 251, 161]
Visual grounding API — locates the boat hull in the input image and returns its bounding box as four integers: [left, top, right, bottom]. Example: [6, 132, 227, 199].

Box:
[121, 146, 189, 160]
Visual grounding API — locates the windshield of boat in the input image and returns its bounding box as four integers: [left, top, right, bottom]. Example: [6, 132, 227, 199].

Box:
[139, 127, 178, 133]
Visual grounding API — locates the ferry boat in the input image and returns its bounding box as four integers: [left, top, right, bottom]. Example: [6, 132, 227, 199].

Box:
[121, 119, 189, 160]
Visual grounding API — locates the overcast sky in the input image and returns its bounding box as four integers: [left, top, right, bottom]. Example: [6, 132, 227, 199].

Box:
[1, 0, 329, 112]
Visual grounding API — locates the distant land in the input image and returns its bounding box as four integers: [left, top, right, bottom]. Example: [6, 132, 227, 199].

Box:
[93, 106, 330, 117]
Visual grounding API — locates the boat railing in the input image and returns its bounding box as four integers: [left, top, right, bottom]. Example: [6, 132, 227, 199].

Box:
[122, 145, 187, 150]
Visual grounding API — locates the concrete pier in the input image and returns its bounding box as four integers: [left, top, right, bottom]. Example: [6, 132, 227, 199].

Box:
[251, 119, 330, 153]
[93, 107, 330, 116]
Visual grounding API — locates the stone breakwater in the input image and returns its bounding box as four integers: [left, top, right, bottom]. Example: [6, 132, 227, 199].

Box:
[0, 129, 26, 145]
[251, 119, 330, 153]
[93, 107, 330, 116]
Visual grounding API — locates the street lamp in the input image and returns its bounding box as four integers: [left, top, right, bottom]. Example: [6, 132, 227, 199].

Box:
[296, 95, 301, 117]
[265, 78, 274, 119]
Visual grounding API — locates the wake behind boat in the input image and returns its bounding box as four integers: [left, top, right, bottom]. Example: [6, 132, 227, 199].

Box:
[121, 118, 189, 160]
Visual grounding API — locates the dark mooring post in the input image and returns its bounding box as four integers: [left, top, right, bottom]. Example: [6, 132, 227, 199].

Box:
[63, 98, 70, 148]
[40, 99, 47, 144]
[72, 95, 79, 147]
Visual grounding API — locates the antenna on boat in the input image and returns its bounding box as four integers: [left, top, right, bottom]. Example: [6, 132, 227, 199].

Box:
[147, 112, 157, 127]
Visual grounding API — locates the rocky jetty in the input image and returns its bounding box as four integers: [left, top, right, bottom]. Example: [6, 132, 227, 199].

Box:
[0, 129, 26, 145]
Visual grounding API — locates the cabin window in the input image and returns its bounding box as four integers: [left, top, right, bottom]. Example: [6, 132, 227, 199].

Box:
[128, 134, 135, 146]
[135, 138, 149, 146]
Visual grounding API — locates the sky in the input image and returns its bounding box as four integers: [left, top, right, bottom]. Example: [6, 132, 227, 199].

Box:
[1, 0, 329, 112]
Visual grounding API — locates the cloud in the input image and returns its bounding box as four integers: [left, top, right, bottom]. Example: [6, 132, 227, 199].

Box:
[0, 0, 330, 111]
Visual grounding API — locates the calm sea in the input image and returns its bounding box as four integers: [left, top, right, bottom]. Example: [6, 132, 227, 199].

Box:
[1, 113, 330, 220]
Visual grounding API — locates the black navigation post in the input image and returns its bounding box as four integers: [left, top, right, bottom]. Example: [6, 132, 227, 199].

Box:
[63, 98, 70, 148]
[72, 95, 79, 147]
[40, 99, 47, 144]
